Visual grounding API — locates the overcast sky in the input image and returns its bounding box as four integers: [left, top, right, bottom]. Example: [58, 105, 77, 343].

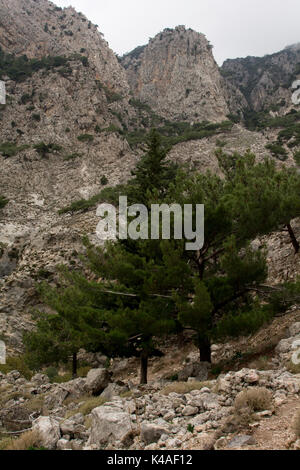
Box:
[54, 0, 300, 65]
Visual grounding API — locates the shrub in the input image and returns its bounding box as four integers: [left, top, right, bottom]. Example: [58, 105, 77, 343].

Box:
[294, 151, 300, 166]
[3, 430, 43, 451]
[0, 195, 8, 209]
[77, 134, 94, 143]
[45, 366, 58, 382]
[234, 387, 272, 412]
[100, 175, 108, 185]
[0, 356, 33, 380]
[0, 142, 29, 157]
[266, 142, 288, 160]
[32, 113, 41, 122]
[34, 142, 62, 157]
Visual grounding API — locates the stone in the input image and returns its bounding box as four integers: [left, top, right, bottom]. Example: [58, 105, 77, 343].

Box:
[100, 382, 128, 401]
[182, 405, 198, 416]
[289, 323, 300, 337]
[31, 374, 50, 386]
[141, 423, 169, 445]
[32, 416, 60, 450]
[178, 362, 210, 382]
[88, 404, 132, 447]
[227, 435, 256, 448]
[86, 368, 110, 395]
[56, 439, 72, 451]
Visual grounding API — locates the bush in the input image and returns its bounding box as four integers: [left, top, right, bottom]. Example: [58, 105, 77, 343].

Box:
[45, 366, 58, 382]
[77, 134, 94, 143]
[266, 142, 288, 160]
[294, 151, 300, 166]
[0, 142, 29, 157]
[1, 430, 43, 451]
[0, 47, 70, 82]
[234, 387, 273, 412]
[0, 356, 33, 380]
[0, 195, 8, 209]
[100, 175, 108, 185]
[34, 142, 62, 157]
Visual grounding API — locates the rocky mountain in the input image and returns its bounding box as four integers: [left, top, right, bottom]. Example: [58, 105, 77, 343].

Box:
[221, 44, 300, 114]
[121, 26, 229, 122]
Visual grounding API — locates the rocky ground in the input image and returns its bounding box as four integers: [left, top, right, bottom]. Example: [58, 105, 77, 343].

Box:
[0, 318, 299, 451]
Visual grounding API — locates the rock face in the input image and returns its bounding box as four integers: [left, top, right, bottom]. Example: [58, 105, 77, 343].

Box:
[0, 0, 129, 95]
[121, 26, 229, 122]
[221, 45, 300, 113]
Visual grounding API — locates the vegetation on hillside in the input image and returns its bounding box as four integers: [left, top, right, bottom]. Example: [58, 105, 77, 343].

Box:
[26, 131, 300, 384]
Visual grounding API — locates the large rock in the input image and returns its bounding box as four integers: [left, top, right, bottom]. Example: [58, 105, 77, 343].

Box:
[32, 416, 60, 450]
[88, 403, 132, 447]
[140, 423, 169, 445]
[289, 323, 300, 337]
[178, 362, 210, 382]
[86, 368, 110, 395]
[100, 382, 129, 401]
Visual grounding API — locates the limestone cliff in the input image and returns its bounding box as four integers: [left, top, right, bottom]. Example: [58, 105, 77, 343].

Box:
[121, 26, 229, 122]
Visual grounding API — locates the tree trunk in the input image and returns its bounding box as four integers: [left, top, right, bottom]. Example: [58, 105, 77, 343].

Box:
[287, 223, 299, 254]
[72, 352, 78, 378]
[198, 337, 212, 363]
[140, 351, 148, 385]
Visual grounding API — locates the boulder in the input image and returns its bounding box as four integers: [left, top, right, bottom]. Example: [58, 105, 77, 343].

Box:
[141, 423, 169, 445]
[100, 382, 129, 401]
[178, 362, 210, 382]
[31, 374, 50, 386]
[227, 434, 256, 448]
[88, 404, 132, 447]
[86, 368, 110, 395]
[32, 416, 60, 449]
[288, 323, 300, 337]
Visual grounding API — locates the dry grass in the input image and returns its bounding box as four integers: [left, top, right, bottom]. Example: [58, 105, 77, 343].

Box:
[234, 387, 273, 413]
[1, 430, 43, 451]
[64, 395, 107, 417]
[248, 356, 272, 371]
[293, 410, 300, 437]
[161, 381, 213, 396]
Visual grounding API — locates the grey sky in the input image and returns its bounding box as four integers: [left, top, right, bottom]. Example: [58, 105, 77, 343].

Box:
[54, 0, 300, 65]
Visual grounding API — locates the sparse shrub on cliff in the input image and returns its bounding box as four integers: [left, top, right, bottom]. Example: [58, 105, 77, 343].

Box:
[34, 142, 62, 158]
[77, 134, 94, 143]
[0, 195, 8, 209]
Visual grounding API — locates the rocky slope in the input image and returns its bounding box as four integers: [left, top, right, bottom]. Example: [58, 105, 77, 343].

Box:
[222, 44, 300, 114]
[0, 319, 299, 450]
[121, 26, 229, 122]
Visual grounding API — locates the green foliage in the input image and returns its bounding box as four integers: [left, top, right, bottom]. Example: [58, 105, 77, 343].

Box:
[266, 142, 288, 160]
[0, 48, 69, 82]
[294, 151, 300, 166]
[0, 195, 8, 209]
[34, 142, 62, 157]
[125, 120, 233, 149]
[77, 134, 94, 143]
[58, 184, 126, 214]
[0, 356, 33, 380]
[0, 142, 30, 157]
[100, 175, 108, 186]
